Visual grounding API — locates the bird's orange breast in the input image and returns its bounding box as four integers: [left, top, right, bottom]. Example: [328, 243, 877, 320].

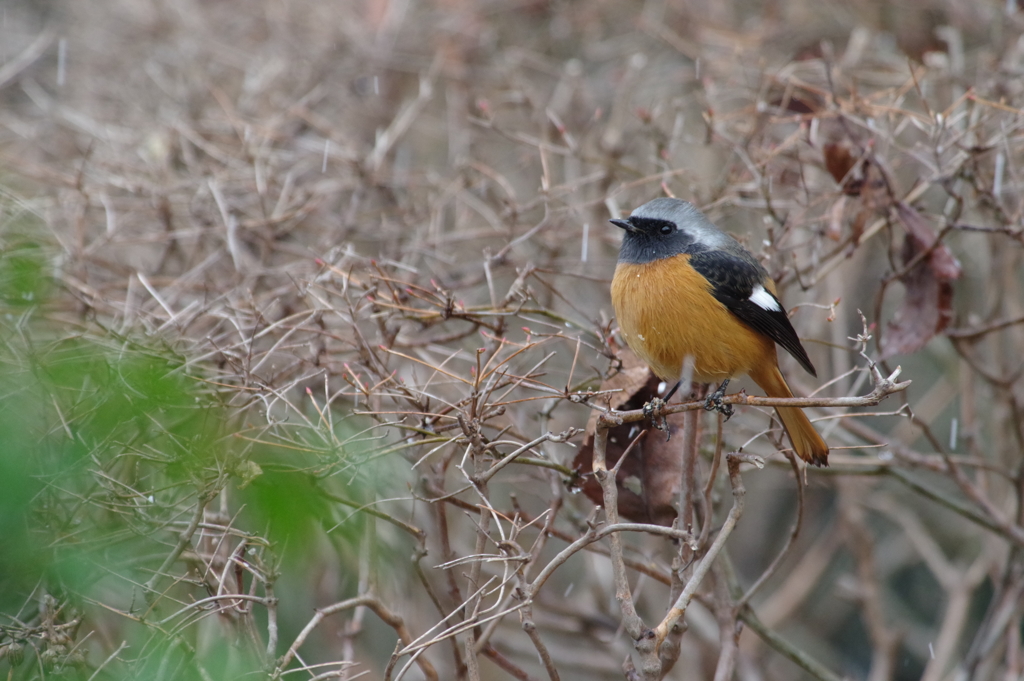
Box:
[610, 255, 777, 383]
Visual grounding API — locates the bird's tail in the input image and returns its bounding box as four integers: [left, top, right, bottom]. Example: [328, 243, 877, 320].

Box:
[750, 364, 829, 466]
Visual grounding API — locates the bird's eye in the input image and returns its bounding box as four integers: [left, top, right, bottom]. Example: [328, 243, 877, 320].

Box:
[659, 224, 674, 235]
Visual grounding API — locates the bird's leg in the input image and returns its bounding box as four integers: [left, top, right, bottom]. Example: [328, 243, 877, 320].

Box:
[662, 380, 681, 403]
[703, 379, 734, 420]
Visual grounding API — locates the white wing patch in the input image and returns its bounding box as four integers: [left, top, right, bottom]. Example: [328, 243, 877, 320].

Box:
[749, 284, 781, 312]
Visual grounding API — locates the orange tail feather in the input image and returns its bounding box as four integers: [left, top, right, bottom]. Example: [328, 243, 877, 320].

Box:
[750, 364, 829, 466]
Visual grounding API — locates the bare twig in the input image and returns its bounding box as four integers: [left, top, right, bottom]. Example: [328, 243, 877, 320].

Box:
[654, 454, 754, 653]
[599, 366, 911, 427]
[277, 594, 437, 681]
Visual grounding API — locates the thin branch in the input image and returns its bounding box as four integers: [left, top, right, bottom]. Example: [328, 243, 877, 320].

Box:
[599, 366, 911, 427]
[277, 595, 438, 681]
[739, 606, 844, 681]
[653, 453, 754, 650]
[738, 450, 804, 606]
[591, 426, 647, 642]
[144, 489, 215, 595]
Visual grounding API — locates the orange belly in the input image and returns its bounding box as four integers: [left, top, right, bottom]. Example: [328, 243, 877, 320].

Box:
[610, 256, 778, 383]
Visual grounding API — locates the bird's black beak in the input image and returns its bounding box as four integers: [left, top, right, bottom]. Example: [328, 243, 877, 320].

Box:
[610, 218, 634, 232]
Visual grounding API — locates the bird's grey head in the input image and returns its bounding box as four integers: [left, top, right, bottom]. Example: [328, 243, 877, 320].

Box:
[611, 197, 735, 264]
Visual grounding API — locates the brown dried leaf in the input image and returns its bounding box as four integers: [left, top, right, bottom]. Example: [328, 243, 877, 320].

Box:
[896, 202, 962, 280]
[823, 142, 859, 192]
[849, 161, 890, 245]
[635, 431, 683, 527]
[767, 80, 824, 114]
[584, 345, 652, 429]
[573, 346, 683, 526]
[880, 204, 962, 359]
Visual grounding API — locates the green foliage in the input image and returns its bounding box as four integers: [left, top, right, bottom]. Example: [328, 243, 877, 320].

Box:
[0, 335, 385, 676]
[0, 315, 233, 677]
[0, 216, 375, 678]
[0, 236, 49, 307]
[240, 469, 332, 559]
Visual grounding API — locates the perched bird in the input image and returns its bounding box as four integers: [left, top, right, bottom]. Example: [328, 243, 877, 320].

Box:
[610, 197, 829, 466]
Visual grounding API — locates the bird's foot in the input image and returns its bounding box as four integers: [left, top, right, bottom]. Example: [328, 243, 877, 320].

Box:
[703, 379, 734, 420]
[643, 397, 671, 439]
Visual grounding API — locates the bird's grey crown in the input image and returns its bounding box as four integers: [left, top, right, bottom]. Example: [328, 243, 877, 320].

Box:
[629, 198, 734, 250]
[615, 197, 741, 264]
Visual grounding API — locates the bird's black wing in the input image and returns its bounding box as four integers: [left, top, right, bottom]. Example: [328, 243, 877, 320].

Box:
[688, 249, 817, 377]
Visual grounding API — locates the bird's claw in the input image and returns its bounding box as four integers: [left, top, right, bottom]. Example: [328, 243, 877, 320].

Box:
[703, 380, 733, 420]
[643, 397, 671, 439]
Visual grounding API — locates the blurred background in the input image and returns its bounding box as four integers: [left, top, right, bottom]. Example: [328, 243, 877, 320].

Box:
[0, 0, 1022, 679]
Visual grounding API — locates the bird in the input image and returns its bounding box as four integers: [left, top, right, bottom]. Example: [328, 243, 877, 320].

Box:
[609, 197, 829, 466]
